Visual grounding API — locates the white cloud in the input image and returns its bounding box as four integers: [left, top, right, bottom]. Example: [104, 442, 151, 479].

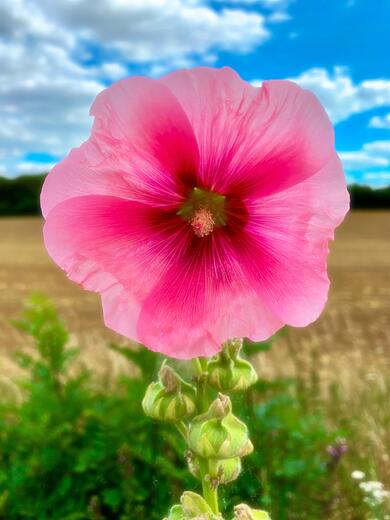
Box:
[17, 0, 269, 62]
[339, 140, 390, 171]
[361, 171, 390, 188]
[0, 40, 103, 162]
[290, 67, 390, 124]
[339, 151, 389, 170]
[0, 0, 273, 176]
[339, 140, 390, 187]
[268, 11, 291, 22]
[363, 140, 390, 154]
[16, 161, 56, 174]
[369, 113, 390, 130]
[218, 0, 293, 22]
[363, 171, 390, 180]
[96, 62, 128, 81]
[253, 67, 390, 125]
[220, 0, 292, 6]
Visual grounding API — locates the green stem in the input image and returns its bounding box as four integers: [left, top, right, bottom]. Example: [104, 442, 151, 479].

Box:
[192, 357, 220, 514]
[199, 458, 219, 515]
[202, 477, 219, 515]
[193, 357, 209, 413]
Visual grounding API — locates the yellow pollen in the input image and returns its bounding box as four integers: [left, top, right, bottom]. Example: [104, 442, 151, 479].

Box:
[190, 207, 215, 237]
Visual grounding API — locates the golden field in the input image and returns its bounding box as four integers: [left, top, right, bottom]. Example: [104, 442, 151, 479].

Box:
[0, 213, 389, 373]
[1, 212, 389, 360]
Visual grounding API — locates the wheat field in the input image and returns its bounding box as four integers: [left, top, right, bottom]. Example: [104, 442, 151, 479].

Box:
[0, 213, 389, 374]
[1, 212, 389, 356]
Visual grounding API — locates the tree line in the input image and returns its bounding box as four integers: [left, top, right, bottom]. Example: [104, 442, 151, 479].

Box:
[0, 174, 389, 216]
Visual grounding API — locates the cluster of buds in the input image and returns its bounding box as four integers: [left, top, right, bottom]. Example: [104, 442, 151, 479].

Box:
[142, 362, 197, 423]
[186, 393, 252, 488]
[142, 340, 270, 519]
[207, 339, 258, 393]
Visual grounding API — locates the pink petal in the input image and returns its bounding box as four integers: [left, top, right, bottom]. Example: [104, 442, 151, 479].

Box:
[90, 75, 199, 190]
[161, 67, 334, 196]
[43, 194, 188, 304]
[43, 194, 188, 349]
[41, 139, 133, 218]
[136, 231, 283, 359]
[43, 193, 283, 358]
[41, 76, 199, 218]
[237, 152, 349, 327]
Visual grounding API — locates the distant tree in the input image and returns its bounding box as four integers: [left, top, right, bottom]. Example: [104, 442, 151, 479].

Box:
[348, 183, 390, 209]
[0, 174, 46, 216]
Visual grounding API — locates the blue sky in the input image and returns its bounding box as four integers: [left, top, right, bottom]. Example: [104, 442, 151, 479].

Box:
[1, 0, 389, 186]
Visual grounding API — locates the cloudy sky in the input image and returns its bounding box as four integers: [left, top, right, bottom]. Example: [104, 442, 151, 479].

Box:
[1, 0, 389, 186]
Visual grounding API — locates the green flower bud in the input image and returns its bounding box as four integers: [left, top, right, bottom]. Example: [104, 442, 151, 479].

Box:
[164, 492, 222, 520]
[164, 504, 185, 520]
[142, 363, 196, 422]
[188, 394, 253, 459]
[225, 338, 244, 358]
[208, 339, 257, 392]
[187, 455, 242, 485]
[233, 504, 271, 520]
[181, 491, 214, 517]
[213, 457, 242, 484]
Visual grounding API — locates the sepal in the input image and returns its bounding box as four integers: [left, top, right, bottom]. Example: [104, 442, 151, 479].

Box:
[233, 504, 271, 520]
[164, 492, 222, 519]
[188, 394, 253, 459]
[208, 339, 257, 392]
[188, 454, 242, 485]
[142, 362, 196, 422]
[164, 504, 186, 520]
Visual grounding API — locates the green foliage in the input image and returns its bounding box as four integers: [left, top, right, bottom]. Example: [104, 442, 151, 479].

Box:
[225, 387, 338, 520]
[0, 295, 192, 519]
[0, 296, 367, 519]
[348, 183, 390, 209]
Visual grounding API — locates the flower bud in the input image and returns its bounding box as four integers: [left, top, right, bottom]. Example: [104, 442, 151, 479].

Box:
[214, 457, 242, 484]
[188, 394, 253, 459]
[189, 456, 242, 485]
[208, 339, 257, 392]
[164, 504, 185, 520]
[233, 504, 271, 520]
[142, 363, 196, 422]
[164, 492, 221, 519]
[181, 491, 214, 517]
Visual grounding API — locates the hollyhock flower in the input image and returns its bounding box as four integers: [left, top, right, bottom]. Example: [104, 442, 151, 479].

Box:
[41, 66, 349, 359]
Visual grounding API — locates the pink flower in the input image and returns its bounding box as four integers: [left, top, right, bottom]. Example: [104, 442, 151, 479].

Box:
[41, 67, 349, 359]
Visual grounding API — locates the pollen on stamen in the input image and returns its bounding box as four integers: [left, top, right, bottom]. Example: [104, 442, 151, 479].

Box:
[190, 207, 215, 237]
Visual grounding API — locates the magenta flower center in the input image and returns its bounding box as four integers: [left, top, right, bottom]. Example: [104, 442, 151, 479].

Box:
[178, 187, 227, 238]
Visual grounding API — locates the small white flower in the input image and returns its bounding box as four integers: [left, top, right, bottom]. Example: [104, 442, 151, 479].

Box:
[360, 481, 384, 493]
[372, 489, 385, 503]
[352, 470, 365, 480]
